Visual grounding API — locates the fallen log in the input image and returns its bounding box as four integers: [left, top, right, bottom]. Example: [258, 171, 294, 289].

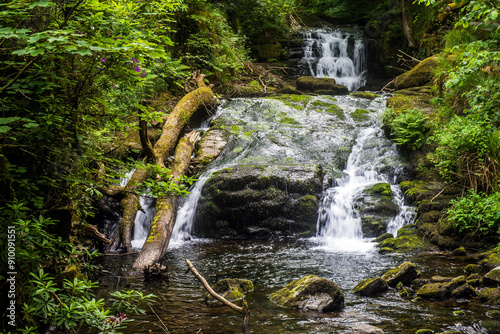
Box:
[108, 71, 217, 253]
[186, 259, 250, 334]
[132, 131, 200, 269]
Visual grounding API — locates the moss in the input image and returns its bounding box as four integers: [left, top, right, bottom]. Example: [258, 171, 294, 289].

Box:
[351, 109, 371, 123]
[394, 55, 438, 90]
[326, 105, 345, 120]
[478, 250, 500, 267]
[363, 183, 393, 199]
[352, 277, 388, 296]
[379, 247, 395, 254]
[415, 329, 434, 334]
[379, 237, 395, 248]
[351, 91, 379, 100]
[374, 232, 395, 243]
[207, 278, 254, 304]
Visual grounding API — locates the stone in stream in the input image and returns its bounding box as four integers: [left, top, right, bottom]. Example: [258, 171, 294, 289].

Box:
[351, 323, 384, 334]
[205, 278, 254, 305]
[270, 275, 344, 312]
[416, 276, 468, 300]
[381, 262, 421, 286]
[352, 277, 388, 296]
[296, 76, 349, 95]
[484, 266, 500, 285]
[193, 164, 322, 238]
[479, 287, 500, 305]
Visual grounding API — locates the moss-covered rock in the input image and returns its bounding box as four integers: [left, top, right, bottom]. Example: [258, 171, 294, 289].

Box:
[374, 232, 394, 243]
[206, 278, 254, 305]
[352, 277, 389, 296]
[479, 250, 500, 267]
[351, 91, 379, 100]
[378, 247, 395, 254]
[394, 55, 438, 90]
[382, 262, 421, 286]
[415, 330, 434, 334]
[416, 276, 468, 300]
[479, 287, 500, 301]
[450, 283, 478, 299]
[296, 76, 349, 95]
[270, 275, 344, 312]
[452, 246, 467, 256]
[464, 264, 481, 276]
[484, 266, 500, 285]
[482, 320, 500, 334]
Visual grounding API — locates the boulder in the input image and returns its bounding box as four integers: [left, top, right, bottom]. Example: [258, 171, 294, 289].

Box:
[479, 287, 500, 305]
[193, 164, 322, 238]
[353, 277, 389, 296]
[206, 278, 254, 305]
[296, 76, 349, 95]
[394, 55, 438, 90]
[270, 275, 344, 312]
[450, 283, 478, 299]
[452, 247, 467, 256]
[484, 267, 500, 285]
[464, 264, 481, 275]
[381, 262, 421, 286]
[351, 323, 385, 334]
[192, 128, 228, 170]
[417, 276, 467, 300]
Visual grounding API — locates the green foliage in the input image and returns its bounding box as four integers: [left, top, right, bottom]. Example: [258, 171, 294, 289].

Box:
[142, 164, 197, 198]
[385, 109, 429, 151]
[446, 190, 500, 239]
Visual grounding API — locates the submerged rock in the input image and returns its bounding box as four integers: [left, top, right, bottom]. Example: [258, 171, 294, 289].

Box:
[206, 278, 254, 305]
[270, 275, 344, 312]
[296, 76, 349, 95]
[352, 277, 388, 296]
[381, 262, 421, 286]
[193, 164, 322, 238]
[351, 323, 384, 334]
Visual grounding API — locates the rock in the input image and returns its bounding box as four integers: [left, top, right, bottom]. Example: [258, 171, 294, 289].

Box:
[270, 275, 344, 312]
[478, 250, 500, 267]
[373, 233, 394, 243]
[296, 76, 349, 95]
[482, 320, 500, 334]
[464, 264, 481, 275]
[415, 330, 434, 334]
[417, 276, 467, 300]
[484, 267, 500, 285]
[382, 262, 421, 287]
[450, 283, 478, 299]
[452, 247, 467, 256]
[466, 273, 483, 287]
[193, 164, 322, 238]
[394, 55, 438, 90]
[479, 288, 500, 305]
[352, 277, 389, 296]
[351, 91, 379, 100]
[431, 276, 453, 283]
[193, 128, 228, 170]
[351, 323, 384, 334]
[378, 247, 395, 254]
[206, 278, 254, 305]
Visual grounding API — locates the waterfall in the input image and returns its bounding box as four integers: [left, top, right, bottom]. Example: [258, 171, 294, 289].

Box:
[300, 29, 367, 91]
[131, 194, 156, 249]
[315, 117, 414, 251]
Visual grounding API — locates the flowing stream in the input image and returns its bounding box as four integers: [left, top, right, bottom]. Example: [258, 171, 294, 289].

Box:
[99, 28, 493, 334]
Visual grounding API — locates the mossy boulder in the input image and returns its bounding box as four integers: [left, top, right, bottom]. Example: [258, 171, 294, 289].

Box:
[479, 288, 500, 305]
[416, 276, 467, 300]
[374, 233, 394, 243]
[376, 226, 428, 253]
[450, 283, 478, 299]
[194, 164, 322, 238]
[479, 250, 500, 267]
[394, 55, 438, 90]
[206, 278, 254, 305]
[270, 275, 344, 312]
[464, 264, 481, 276]
[296, 76, 349, 95]
[351, 91, 379, 100]
[352, 277, 389, 296]
[415, 330, 434, 334]
[452, 247, 467, 256]
[382, 262, 421, 286]
[484, 267, 500, 285]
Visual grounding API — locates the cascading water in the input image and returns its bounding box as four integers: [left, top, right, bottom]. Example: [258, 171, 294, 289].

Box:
[130, 194, 156, 249]
[300, 28, 367, 91]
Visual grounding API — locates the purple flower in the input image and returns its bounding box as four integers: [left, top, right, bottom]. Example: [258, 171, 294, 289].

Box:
[140, 70, 146, 78]
[134, 66, 140, 72]
[100, 58, 106, 62]
[131, 57, 138, 63]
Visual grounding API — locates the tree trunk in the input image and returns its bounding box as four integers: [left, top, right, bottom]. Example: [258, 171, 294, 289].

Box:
[108, 72, 217, 254]
[402, 0, 416, 48]
[133, 131, 200, 269]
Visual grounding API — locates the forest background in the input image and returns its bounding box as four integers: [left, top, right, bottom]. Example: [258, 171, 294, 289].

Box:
[0, 0, 499, 332]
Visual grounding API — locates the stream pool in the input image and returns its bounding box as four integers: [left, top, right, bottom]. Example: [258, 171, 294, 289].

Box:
[95, 238, 493, 334]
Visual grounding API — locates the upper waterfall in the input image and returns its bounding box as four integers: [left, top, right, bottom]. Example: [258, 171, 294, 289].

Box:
[299, 28, 368, 91]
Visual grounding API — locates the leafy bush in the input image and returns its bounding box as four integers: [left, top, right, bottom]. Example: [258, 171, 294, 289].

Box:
[446, 190, 500, 239]
[385, 109, 429, 151]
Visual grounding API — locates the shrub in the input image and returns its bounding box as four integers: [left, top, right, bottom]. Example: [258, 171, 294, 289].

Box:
[385, 109, 429, 151]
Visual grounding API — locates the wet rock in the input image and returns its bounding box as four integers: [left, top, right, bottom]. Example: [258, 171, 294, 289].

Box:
[377, 228, 427, 253]
[479, 287, 500, 305]
[464, 264, 481, 275]
[431, 276, 453, 283]
[478, 250, 500, 267]
[270, 275, 344, 312]
[482, 320, 500, 334]
[394, 55, 438, 90]
[351, 323, 384, 334]
[193, 128, 228, 171]
[484, 266, 500, 285]
[450, 283, 478, 299]
[378, 247, 395, 254]
[382, 262, 421, 287]
[352, 277, 389, 296]
[296, 76, 349, 95]
[466, 273, 483, 287]
[351, 91, 379, 100]
[417, 276, 467, 300]
[415, 330, 434, 334]
[194, 164, 322, 238]
[373, 232, 394, 243]
[206, 278, 254, 305]
[355, 183, 399, 238]
[452, 247, 467, 256]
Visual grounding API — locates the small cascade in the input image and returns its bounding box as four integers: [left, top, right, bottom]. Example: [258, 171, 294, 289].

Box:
[170, 173, 212, 246]
[300, 29, 367, 91]
[316, 117, 414, 250]
[131, 194, 156, 249]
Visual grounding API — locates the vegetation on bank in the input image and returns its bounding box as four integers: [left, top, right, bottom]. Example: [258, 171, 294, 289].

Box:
[384, 0, 500, 251]
[1, 0, 499, 332]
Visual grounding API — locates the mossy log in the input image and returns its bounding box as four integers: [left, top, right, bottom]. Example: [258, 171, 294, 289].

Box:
[132, 131, 200, 269]
[108, 72, 217, 254]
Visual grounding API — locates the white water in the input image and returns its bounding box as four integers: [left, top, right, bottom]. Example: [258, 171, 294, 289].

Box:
[301, 30, 367, 91]
[315, 121, 414, 251]
[131, 194, 156, 249]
